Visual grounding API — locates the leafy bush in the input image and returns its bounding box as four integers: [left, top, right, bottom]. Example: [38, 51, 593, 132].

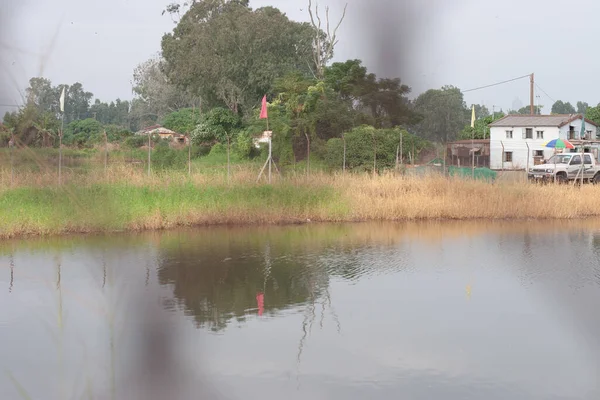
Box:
[124, 135, 147, 149]
[234, 129, 262, 159]
[191, 144, 212, 158]
[161, 108, 202, 134]
[325, 126, 430, 172]
[152, 146, 186, 170]
[65, 118, 103, 138]
[191, 108, 241, 145]
[209, 143, 226, 156]
[104, 125, 133, 142]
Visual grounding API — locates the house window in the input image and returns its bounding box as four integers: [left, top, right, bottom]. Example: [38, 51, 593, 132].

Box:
[536, 130, 544, 139]
[534, 150, 544, 157]
[504, 151, 513, 162]
[586, 130, 592, 139]
[569, 127, 576, 140]
[524, 128, 533, 139]
[506, 130, 513, 139]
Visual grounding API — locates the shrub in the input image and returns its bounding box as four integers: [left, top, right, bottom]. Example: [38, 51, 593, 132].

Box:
[325, 126, 430, 172]
[209, 143, 226, 156]
[152, 146, 186, 170]
[124, 135, 147, 149]
[161, 108, 202, 134]
[234, 129, 262, 159]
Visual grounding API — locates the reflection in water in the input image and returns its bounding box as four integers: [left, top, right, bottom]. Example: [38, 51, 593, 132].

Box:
[8, 254, 14, 293]
[1, 222, 600, 399]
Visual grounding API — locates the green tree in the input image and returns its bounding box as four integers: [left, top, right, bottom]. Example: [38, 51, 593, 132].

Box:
[473, 104, 490, 119]
[192, 107, 242, 179]
[551, 100, 576, 114]
[89, 98, 131, 127]
[413, 86, 468, 142]
[324, 59, 419, 128]
[63, 82, 93, 122]
[131, 56, 197, 122]
[25, 77, 57, 114]
[2, 103, 60, 146]
[507, 105, 544, 115]
[585, 103, 600, 127]
[458, 112, 506, 140]
[577, 101, 589, 114]
[161, 108, 202, 134]
[64, 118, 104, 147]
[161, 1, 317, 115]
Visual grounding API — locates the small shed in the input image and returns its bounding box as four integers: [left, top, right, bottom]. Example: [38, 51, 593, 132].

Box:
[136, 125, 188, 144]
[446, 139, 490, 167]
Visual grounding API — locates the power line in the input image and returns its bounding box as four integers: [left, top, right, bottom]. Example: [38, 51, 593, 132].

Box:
[535, 83, 556, 104]
[463, 74, 531, 93]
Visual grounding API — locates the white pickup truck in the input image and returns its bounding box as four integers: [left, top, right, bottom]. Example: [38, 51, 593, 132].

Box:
[527, 153, 600, 183]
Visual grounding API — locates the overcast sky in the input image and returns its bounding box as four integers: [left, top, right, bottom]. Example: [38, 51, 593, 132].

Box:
[2, 0, 600, 118]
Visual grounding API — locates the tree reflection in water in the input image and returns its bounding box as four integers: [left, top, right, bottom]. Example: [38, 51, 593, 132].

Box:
[156, 227, 337, 332]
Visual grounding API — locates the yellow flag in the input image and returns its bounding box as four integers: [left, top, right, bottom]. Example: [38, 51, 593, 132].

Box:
[470, 105, 475, 128]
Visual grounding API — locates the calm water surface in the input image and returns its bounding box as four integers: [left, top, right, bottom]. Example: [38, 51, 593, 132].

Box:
[1, 221, 599, 399]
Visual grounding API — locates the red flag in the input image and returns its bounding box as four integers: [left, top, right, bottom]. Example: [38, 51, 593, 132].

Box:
[259, 95, 268, 119]
[256, 292, 264, 316]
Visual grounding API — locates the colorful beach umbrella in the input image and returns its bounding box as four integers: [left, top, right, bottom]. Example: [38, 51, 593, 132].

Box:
[544, 138, 575, 149]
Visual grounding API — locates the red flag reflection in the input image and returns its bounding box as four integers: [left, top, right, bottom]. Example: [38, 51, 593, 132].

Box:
[256, 292, 264, 316]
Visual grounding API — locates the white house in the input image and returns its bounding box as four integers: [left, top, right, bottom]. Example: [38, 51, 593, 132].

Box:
[488, 114, 599, 170]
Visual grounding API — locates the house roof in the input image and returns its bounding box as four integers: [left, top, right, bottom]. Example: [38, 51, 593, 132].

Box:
[489, 114, 598, 128]
[136, 125, 179, 135]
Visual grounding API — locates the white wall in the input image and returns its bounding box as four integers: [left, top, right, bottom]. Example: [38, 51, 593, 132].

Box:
[490, 126, 559, 170]
[558, 118, 598, 140]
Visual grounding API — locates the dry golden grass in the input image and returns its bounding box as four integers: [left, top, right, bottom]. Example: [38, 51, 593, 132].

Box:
[333, 172, 600, 220]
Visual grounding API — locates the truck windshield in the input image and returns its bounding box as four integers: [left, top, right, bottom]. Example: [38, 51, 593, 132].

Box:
[547, 154, 572, 164]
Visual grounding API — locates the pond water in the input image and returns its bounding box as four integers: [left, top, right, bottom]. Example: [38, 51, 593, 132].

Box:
[1, 221, 599, 399]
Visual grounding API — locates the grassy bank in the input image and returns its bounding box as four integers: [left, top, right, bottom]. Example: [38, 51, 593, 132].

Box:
[3, 170, 600, 238]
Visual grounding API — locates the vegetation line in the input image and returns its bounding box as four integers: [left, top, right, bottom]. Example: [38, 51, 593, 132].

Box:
[2, 171, 600, 239]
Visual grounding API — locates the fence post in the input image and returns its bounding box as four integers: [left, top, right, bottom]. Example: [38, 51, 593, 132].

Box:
[188, 134, 191, 177]
[526, 142, 530, 175]
[58, 131, 63, 186]
[9, 135, 14, 187]
[400, 132, 403, 168]
[147, 132, 151, 177]
[342, 133, 346, 173]
[372, 131, 377, 176]
[501, 140, 505, 171]
[104, 130, 108, 177]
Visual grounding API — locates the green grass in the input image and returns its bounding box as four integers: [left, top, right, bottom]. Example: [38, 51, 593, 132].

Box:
[0, 182, 347, 238]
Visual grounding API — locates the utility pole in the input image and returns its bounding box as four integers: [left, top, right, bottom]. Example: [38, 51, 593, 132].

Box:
[530, 73, 535, 115]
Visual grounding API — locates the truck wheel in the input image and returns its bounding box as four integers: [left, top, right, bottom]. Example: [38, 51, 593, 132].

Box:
[594, 174, 600, 184]
[556, 173, 568, 184]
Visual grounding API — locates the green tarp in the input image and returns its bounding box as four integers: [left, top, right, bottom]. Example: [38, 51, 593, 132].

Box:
[406, 165, 497, 182]
[448, 166, 497, 181]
